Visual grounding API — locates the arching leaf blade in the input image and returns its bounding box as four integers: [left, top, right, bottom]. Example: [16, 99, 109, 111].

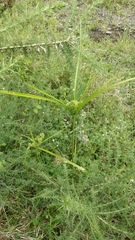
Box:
[77, 77, 135, 113]
[0, 90, 65, 107]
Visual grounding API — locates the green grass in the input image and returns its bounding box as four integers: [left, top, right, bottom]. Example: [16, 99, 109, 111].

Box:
[0, 0, 135, 239]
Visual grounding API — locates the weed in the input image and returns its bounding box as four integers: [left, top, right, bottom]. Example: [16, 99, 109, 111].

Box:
[0, 0, 135, 239]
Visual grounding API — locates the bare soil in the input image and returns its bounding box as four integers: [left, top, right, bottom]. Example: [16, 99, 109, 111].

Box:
[89, 5, 135, 41]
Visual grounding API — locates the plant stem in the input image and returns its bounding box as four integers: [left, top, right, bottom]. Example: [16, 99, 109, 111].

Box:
[72, 115, 77, 161]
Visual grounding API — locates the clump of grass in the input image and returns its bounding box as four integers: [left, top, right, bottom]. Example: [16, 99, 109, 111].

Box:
[0, 152, 135, 239]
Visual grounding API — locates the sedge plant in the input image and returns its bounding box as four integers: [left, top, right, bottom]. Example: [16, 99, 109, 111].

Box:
[0, 71, 135, 171]
[0, 25, 135, 171]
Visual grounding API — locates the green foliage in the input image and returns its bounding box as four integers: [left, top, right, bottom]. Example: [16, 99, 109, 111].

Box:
[0, 0, 135, 239]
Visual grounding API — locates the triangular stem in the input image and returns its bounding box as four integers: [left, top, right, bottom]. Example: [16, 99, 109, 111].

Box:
[72, 115, 77, 161]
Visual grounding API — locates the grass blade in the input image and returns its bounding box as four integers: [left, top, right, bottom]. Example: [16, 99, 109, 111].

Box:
[77, 77, 135, 112]
[25, 82, 66, 106]
[74, 22, 82, 100]
[38, 147, 86, 172]
[0, 90, 66, 107]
